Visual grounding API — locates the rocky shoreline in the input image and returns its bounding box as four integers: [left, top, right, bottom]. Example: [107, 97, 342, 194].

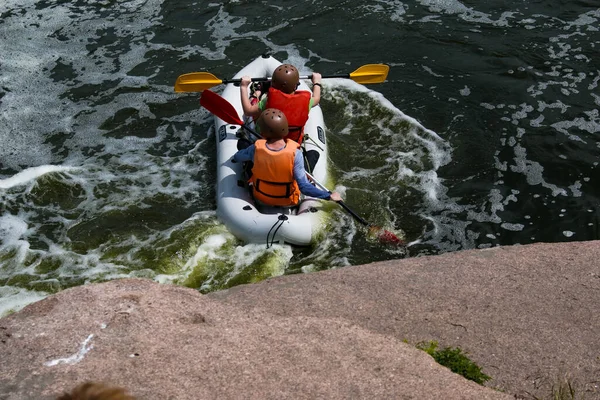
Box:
[1, 241, 599, 399]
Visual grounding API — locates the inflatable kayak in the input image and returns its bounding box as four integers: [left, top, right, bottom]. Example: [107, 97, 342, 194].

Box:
[213, 55, 330, 246]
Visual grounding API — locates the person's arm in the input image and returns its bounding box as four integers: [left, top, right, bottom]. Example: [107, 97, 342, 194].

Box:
[310, 72, 322, 107]
[240, 76, 261, 118]
[293, 150, 341, 200]
[232, 145, 255, 163]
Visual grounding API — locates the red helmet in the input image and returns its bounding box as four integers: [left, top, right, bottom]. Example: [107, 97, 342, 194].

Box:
[271, 64, 299, 94]
[257, 108, 289, 139]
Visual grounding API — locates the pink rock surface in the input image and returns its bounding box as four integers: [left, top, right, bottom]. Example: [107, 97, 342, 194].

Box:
[1, 240, 599, 399]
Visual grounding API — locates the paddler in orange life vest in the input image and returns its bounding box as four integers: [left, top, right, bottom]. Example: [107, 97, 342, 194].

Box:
[232, 108, 341, 207]
[240, 64, 322, 145]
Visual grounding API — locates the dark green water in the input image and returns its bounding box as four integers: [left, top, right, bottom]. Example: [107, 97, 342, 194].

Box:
[1, 0, 599, 314]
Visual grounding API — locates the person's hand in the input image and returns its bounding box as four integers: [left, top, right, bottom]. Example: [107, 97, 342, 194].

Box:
[240, 76, 251, 88]
[329, 191, 342, 202]
[311, 72, 322, 85]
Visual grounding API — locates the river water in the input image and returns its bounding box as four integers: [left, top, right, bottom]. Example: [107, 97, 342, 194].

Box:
[1, 0, 599, 315]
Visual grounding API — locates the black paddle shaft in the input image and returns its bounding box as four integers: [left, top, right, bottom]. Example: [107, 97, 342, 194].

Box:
[222, 73, 350, 86]
[338, 201, 369, 226]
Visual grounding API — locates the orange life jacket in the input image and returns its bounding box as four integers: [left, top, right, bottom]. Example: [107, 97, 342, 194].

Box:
[250, 139, 301, 207]
[265, 87, 311, 144]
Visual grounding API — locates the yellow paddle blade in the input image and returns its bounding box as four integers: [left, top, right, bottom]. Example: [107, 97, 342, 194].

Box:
[174, 72, 223, 93]
[349, 64, 390, 84]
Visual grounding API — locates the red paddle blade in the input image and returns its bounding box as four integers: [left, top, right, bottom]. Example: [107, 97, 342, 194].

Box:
[378, 229, 405, 246]
[368, 226, 405, 246]
[199, 89, 244, 126]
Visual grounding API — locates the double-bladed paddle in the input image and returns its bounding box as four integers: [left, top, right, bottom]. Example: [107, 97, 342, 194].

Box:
[176, 64, 389, 93]
[199, 89, 404, 246]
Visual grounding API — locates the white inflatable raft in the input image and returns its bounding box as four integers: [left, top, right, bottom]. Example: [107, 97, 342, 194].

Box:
[213, 55, 330, 246]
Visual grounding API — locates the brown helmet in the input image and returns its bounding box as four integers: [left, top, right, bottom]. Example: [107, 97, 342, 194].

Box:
[271, 64, 299, 94]
[257, 108, 289, 139]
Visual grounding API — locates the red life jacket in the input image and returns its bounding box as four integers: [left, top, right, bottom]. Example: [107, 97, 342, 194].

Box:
[250, 139, 301, 207]
[265, 87, 311, 144]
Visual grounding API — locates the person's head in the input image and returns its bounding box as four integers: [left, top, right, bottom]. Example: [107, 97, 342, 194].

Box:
[257, 108, 288, 139]
[56, 382, 136, 400]
[271, 64, 299, 94]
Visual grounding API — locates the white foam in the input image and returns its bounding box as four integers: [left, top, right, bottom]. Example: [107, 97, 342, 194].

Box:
[567, 9, 600, 29]
[0, 165, 77, 189]
[510, 144, 568, 197]
[0, 215, 32, 267]
[232, 243, 294, 274]
[416, 0, 518, 26]
[177, 233, 234, 281]
[501, 223, 524, 232]
[0, 286, 47, 318]
[0, 0, 167, 169]
[360, 1, 406, 22]
[0, 214, 28, 243]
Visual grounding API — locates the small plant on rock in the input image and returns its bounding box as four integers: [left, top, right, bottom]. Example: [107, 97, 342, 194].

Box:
[416, 340, 491, 385]
[527, 375, 585, 400]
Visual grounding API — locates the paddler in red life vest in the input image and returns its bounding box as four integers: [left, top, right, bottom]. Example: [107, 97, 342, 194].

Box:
[232, 108, 341, 207]
[239, 64, 322, 145]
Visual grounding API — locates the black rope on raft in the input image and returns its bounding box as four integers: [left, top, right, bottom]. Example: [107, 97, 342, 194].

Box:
[266, 214, 289, 248]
